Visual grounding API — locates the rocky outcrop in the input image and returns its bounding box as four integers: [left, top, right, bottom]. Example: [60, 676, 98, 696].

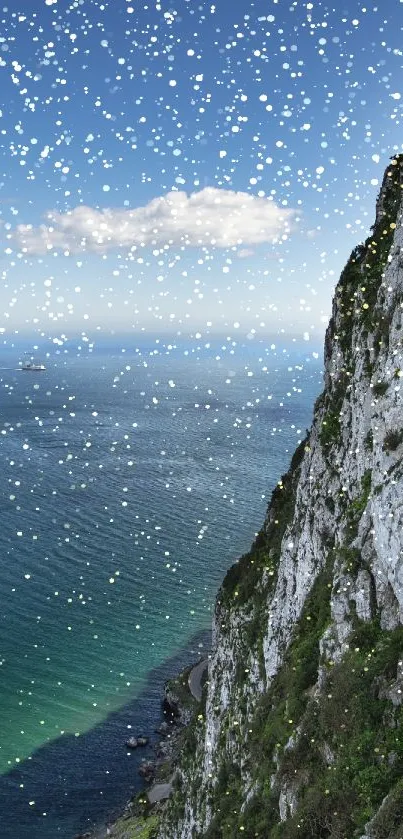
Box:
[156, 156, 403, 838]
[163, 664, 201, 728]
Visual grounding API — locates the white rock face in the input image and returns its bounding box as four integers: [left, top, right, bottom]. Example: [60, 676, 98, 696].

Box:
[157, 161, 403, 839]
[278, 783, 299, 821]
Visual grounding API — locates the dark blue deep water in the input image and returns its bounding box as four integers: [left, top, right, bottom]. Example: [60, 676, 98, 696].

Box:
[0, 335, 322, 838]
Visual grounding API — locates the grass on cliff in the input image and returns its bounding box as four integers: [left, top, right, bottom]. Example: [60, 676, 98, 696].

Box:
[320, 154, 403, 453]
[331, 154, 403, 359]
[105, 812, 159, 839]
[270, 622, 403, 839]
[249, 560, 333, 763]
[215, 436, 310, 687]
[203, 561, 333, 839]
[202, 545, 403, 839]
[220, 436, 308, 610]
[345, 469, 372, 542]
[165, 664, 199, 711]
[240, 620, 403, 839]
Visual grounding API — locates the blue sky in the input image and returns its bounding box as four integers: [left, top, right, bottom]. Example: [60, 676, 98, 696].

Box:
[0, 0, 402, 341]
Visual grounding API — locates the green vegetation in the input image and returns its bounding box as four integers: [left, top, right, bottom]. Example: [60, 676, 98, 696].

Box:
[360, 157, 403, 341]
[194, 487, 403, 839]
[203, 760, 243, 839]
[251, 562, 333, 759]
[319, 160, 403, 451]
[319, 409, 340, 447]
[364, 428, 374, 451]
[373, 309, 394, 357]
[269, 622, 403, 839]
[166, 665, 198, 711]
[372, 380, 389, 397]
[333, 243, 365, 355]
[218, 436, 311, 688]
[206, 618, 403, 839]
[162, 684, 207, 826]
[106, 812, 159, 839]
[364, 349, 374, 378]
[346, 469, 372, 542]
[337, 544, 361, 575]
[324, 495, 335, 514]
[369, 778, 403, 839]
[333, 155, 403, 359]
[221, 436, 309, 609]
[318, 371, 351, 453]
[383, 428, 403, 452]
[139, 162, 403, 837]
[313, 391, 325, 414]
[203, 563, 333, 839]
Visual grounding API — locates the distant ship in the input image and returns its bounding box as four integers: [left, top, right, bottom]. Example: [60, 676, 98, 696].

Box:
[20, 358, 46, 371]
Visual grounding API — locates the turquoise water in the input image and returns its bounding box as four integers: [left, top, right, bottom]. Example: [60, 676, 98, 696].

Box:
[0, 336, 322, 837]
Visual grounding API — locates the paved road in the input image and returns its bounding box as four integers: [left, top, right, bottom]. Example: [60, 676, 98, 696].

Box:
[147, 781, 173, 804]
[188, 658, 208, 702]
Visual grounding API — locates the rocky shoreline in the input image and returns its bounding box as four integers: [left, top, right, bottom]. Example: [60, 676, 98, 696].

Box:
[75, 657, 209, 839]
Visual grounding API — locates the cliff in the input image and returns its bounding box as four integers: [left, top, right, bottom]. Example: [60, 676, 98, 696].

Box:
[99, 157, 403, 839]
[151, 155, 403, 839]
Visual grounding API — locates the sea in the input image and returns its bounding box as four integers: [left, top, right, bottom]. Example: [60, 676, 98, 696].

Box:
[0, 334, 323, 838]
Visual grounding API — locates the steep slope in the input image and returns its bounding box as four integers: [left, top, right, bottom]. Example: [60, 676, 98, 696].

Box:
[158, 155, 403, 839]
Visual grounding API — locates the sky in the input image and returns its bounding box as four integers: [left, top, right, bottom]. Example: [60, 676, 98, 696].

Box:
[0, 0, 402, 342]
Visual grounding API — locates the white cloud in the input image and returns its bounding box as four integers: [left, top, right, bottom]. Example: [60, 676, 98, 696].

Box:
[12, 187, 296, 255]
[237, 248, 255, 259]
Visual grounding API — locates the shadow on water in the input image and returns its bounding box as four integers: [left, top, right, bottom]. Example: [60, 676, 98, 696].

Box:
[0, 629, 211, 839]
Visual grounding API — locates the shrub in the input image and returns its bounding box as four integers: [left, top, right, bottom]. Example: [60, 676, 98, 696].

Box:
[324, 495, 335, 514]
[370, 778, 403, 839]
[319, 410, 340, 447]
[383, 429, 403, 452]
[373, 312, 393, 357]
[249, 562, 333, 770]
[337, 545, 361, 575]
[334, 246, 365, 355]
[364, 429, 374, 451]
[331, 157, 402, 355]
[274, 622, 403, 838]
[349, 616, 381, 650]
[346, 470, 372, 541]
[364, 349, 374, 377]
[221, 438, 308, 607]
[372, 381, 389, 397]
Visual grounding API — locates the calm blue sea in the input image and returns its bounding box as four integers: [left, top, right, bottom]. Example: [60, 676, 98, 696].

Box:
[0, 335, 322, 838]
